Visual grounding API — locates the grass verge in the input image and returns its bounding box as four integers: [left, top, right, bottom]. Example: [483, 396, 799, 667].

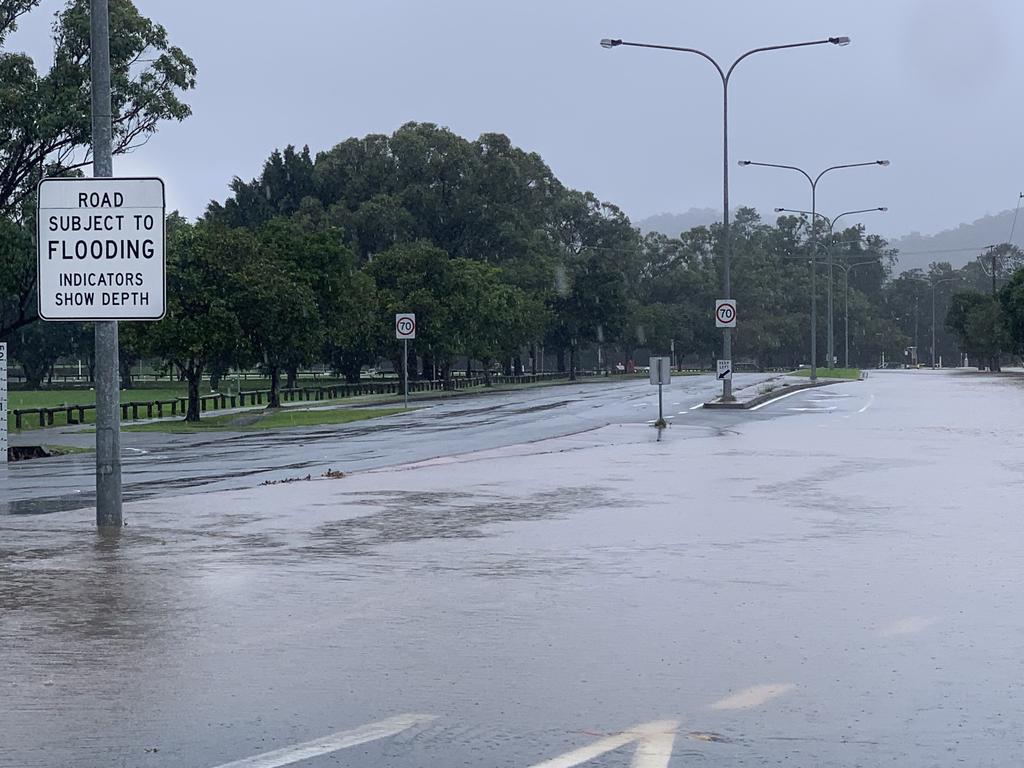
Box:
[791, 368, 861, 380]
[123, 406, 404, 433]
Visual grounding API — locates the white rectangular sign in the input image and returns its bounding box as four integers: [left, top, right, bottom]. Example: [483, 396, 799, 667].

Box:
[395, 313, 416, 340]
[649, 356, 671, 386]
[715, 299, 737, 328]
[37, 177, 166, 321]
[717, 359, 732, 380]
[0, 342, 7, 464]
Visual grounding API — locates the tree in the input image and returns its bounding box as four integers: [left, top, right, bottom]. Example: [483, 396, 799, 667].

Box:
[0, 0, 196, 337]
[234, 226, 324, 408]
[8, 319, 86, 388]
[999, 268, 1024, 357]
[946, 291, 1008, 371]
[129, 219, 247, 421]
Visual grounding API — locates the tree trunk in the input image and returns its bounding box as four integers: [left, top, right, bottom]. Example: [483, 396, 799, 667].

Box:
[466, 358, 472, 379]
[569, 345, 577, 382]
[185, 368, 202, 422]
[286, 364, 298, 389]
[119, 357, 134, 390]
[22, 364, 44, 390]
[557, 348, 566, 373]
[531, 343, 538, 375]
[482, 358, 493, 386]
[268, 364, 281, 408]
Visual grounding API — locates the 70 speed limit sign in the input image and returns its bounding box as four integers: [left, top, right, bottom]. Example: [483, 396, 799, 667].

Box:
[715, 299, 737, 328]
[395, 313, 416, 340]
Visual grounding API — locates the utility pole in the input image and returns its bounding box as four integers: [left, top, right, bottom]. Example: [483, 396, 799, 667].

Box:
[91, 0, 122, 527]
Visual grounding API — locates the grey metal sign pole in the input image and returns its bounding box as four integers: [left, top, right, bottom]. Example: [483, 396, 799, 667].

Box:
[90, 0, 122, 527]
[403, 338, 409, 409]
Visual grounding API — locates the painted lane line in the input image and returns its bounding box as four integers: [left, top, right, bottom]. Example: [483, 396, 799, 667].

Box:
[527, 720, 679, 768]
[689, 403, 704, 410]
[858, 394, 875, 413]
[710, 683, 795, 711]
[749, 388, 808, 411]
[786, 406, 836, 413]
[207, 713, 436, 768]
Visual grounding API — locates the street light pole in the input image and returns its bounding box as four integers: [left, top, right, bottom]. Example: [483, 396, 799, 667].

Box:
[600, 35, 850, 401]
[829, 259, 879, 368]
[740, 160, 889, 381]
[775, 206, 887, 368]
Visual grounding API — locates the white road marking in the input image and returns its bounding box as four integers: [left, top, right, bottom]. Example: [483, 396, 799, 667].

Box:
[527, 720, 680, 768]
[207, 713, 435, 768]
[749, 388, 807, 411]
[689, 403, 704, 410]
[858, 394, 875, 413]
[786, 406, 836, 413]
[879, 616, 938, 637]
[710, 683, 795, 711]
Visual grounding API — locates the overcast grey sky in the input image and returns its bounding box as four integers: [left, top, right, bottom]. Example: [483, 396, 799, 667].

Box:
[9, 0, 1024, 237]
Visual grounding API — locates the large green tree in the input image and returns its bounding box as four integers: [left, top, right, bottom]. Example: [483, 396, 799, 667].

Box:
[0, 0, 196, 337]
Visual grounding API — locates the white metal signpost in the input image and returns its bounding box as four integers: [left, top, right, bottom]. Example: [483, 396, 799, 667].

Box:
[717, 359, 733, 381]
[0, 343, 7, 465]
[37, 177, 166, 320]
[649, 355, 671, 426]
[715, 299, 737, 328]
[395, 313, 416, 408]
[37, 176, 166, 526]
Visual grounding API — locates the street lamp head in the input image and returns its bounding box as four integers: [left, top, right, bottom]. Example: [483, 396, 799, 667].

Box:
[877, 160, 890, 166]
[829, 36, 852, 46]
[738, 160, 751, 166]
[878, 207, 889, 212]
[600, 38, 622, 49]
[774, 207, 785, 212]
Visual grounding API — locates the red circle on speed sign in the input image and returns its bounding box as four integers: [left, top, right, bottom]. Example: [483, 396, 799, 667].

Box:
[716, 303, 735, 324]
[396, 316, 416, 337]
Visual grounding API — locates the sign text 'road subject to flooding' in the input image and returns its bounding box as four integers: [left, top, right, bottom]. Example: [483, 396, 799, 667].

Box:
[37, 177, 166, 321]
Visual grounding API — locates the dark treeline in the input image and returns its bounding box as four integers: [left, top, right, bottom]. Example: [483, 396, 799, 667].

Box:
[7, 121, 1024, 422]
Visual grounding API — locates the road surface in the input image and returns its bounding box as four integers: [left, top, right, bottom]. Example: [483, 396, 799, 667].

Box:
[4, 370, 1024, 766]
[1, 373, 776, 515]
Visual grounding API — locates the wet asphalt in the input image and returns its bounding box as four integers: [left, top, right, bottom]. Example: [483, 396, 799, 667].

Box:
[4, 370, 1024, 767]
[0, 373, 776, 516]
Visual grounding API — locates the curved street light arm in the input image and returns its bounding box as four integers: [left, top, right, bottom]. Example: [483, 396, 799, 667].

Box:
[725, 38, 844, 83]
[814, 161, 889, 186]
[739, 160, 814, 187]
[606, 40, 725, 81]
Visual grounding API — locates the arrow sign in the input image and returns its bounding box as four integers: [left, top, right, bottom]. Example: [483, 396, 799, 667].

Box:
[717, 359, 732, 380]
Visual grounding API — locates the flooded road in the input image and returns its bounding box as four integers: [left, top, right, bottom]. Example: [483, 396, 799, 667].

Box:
[3, 370, 1024, 766]
[1, 374, 775, 515]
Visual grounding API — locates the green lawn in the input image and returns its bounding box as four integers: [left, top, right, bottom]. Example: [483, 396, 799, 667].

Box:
[123, 406, 405, 433]
[791, 367, 862, 380]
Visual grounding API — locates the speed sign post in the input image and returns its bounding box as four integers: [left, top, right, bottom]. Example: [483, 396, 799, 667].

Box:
[395, 313, 416, 408]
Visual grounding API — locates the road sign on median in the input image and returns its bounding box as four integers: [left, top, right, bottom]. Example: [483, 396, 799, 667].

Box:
[649, 356, 671, 386]
[395, 313, 416, 340]
[717, 359, 732, 380]
[37, 177, 166, 321]
[715, 299, 737, 328]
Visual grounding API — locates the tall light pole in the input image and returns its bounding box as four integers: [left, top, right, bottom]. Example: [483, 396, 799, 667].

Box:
[906, 275, 962, 368]
[831, 259, 881, 368]
[600, 34, 850, 401]
[775, 206, 887, 368]
[739, 160, 889, 381]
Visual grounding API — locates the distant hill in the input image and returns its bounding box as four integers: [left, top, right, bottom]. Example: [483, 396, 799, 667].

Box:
[637, 208, 721, 236]
[640, 205, 1023, 274]
[888, 208, 1021, 273]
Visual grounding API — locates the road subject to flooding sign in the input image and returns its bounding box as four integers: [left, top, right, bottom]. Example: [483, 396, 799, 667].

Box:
[37, 177, 166, 321]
